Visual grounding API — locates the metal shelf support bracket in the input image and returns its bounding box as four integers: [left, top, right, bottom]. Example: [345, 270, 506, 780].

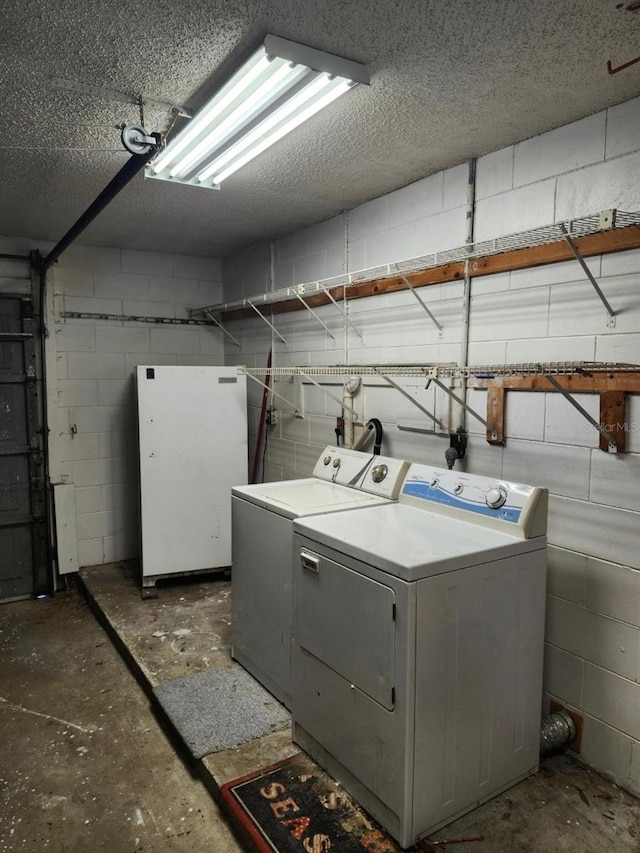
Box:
[293, 291, 336, 339]
[243, 372, 299, 415]
[544, 374, 618, 452]
[559, 223, 616, 318]
[378, 373, 446, 430]
[427, 372, 498, 438]
[298, 370, 360, 422]
[398, 272, 443, 335]
[203, 310, 241, 347]
[318, 283, 364, 341]
[249, 302, 288, 345]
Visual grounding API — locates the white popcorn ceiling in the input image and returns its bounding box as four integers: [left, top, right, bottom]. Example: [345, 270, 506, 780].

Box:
[1, 0, 638, 257]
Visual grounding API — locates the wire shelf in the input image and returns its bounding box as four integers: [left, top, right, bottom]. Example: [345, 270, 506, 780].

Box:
[241, 362, 640, 379]
[194, 209, 640, 317]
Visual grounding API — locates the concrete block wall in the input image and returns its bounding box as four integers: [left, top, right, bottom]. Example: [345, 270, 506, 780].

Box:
[221, 95, 640, 793]
[47, 245, 224, 569]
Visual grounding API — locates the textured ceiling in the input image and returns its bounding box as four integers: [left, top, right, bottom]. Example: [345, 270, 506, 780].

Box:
[1, 0, 639, 258]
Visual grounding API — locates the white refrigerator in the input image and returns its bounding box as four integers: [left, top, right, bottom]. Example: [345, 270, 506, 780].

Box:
[136, 365, 248, 587]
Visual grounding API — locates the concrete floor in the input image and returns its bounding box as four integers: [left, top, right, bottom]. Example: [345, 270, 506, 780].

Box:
[0, 586, 242, 853]
[78, 562, 235, 687]
[3, 562, 640, 852]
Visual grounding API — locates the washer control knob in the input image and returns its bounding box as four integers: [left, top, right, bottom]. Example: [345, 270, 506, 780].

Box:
[332, 458, 341, 468]
[430, 478, 439, 489]
[454, 483, 464, 495]
[486, 486, 507, 509]
[323, 456, 332, 465]
[371, 464, 388, 483]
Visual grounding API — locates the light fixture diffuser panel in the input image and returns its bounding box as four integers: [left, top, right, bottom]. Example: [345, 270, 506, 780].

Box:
[145, 34, 368, 189]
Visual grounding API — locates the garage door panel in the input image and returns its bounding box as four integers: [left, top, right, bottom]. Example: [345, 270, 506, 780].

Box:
[0, 385, 28, 449]
[0, 456, 31, 517]
[0, 293, 47, 601]
[0, 526, 32, 598]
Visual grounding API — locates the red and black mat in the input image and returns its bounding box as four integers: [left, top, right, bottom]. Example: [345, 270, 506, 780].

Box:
[219, 751, 431, 853]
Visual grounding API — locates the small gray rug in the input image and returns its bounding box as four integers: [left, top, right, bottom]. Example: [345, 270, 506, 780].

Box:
[153, 663, 290, 759]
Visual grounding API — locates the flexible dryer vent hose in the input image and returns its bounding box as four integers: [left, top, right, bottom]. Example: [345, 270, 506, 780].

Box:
[540, 709, 576, 755]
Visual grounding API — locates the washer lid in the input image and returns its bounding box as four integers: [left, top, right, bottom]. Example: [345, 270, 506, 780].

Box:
[232, 478, 389, 518]
[293, 503, 545, 581]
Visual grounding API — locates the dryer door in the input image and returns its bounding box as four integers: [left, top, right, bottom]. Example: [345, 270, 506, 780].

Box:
[296, 548, 396, 710]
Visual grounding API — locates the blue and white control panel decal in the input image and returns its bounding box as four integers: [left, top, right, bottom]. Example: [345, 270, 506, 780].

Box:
[400, 465, 536, 524]
[402, 478, 521, 522]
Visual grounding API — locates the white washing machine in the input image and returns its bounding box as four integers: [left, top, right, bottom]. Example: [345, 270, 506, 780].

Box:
[231, 446, 409, 709]
[291, 464, 548, 848]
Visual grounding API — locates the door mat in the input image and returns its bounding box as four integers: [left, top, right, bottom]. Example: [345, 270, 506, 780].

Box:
[153, 663, 290, 759]
[220, 751, 432, 852]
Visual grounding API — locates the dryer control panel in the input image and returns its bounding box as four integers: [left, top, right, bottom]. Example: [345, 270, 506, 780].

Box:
[313, 446, 409, 499]
[400, 464, 548, 539]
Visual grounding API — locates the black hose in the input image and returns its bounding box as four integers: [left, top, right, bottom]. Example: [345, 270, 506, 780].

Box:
[366, 418, 383, 455]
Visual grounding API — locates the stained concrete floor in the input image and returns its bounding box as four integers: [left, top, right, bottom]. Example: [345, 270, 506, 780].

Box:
[0, 587, 242, 853]
[3, 562, 640, 852]
[76, 562, 298, 790]
[77, 562, 234, 688]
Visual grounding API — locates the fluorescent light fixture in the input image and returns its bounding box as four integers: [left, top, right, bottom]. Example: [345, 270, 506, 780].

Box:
[145, 34, 369, 189]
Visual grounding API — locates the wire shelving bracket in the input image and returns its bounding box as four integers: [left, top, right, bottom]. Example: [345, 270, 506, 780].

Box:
[245, 372, 299, 415]
[559, 223, 616, 319]
[545, 373, 618, 452]
[397, 272, 443, 335]
[249, 301, 287, 345]
[318, 282, 363, 341]
[377, 372, 446, 430]
[425, 371, 497, 437]
[293, 291, 336, 339]
[203, 310, 241, 347]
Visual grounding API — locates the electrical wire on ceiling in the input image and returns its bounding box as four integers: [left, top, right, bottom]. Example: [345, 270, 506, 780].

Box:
[1, 120, 154, 153]
[50, 77, 191, 117]
[161, 110, 181, 146]
[46, 78, 190, 148]
[3, 122, 134, 128]
[0, 146, 125, 151]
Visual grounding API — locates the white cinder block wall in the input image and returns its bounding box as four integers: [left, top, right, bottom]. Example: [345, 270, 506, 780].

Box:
[46, 245, 224, 568]
[221, 95, 640, 794]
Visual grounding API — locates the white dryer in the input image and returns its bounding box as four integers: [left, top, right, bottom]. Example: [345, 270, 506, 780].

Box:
[231, 446, 409, 709]
[291, 463, 548, 849]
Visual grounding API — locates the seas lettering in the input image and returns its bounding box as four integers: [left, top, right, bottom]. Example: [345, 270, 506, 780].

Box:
[259, 779, 332, 851]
